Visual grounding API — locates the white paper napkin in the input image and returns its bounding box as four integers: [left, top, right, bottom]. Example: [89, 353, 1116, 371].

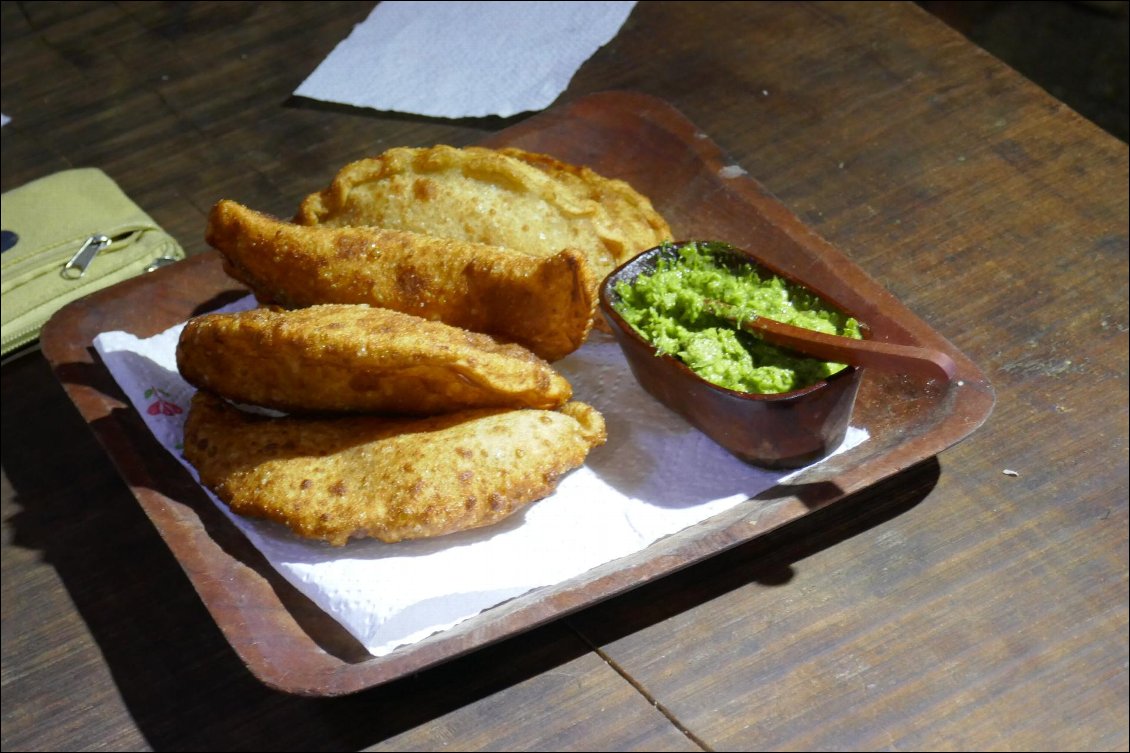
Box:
[294, 1, 638, 118]
[94, 297, 867, 656]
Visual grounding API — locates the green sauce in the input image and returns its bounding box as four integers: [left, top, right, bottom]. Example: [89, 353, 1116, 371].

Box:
[613, 241, 862, 394]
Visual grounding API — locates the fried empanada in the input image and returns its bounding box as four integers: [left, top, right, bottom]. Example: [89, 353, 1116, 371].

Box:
[206, 199, 595, 361]
[293, 145, 672, 285]
[176, 304, 572, 415]
[183, 391, 607, 545]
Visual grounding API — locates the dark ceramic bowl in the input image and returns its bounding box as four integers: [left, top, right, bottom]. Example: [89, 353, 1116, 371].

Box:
[599, 241, 865, 469]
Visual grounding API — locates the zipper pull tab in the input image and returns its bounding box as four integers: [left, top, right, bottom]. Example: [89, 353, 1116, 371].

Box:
[145, 256, 179, 273]
[62, 234, 112, 279]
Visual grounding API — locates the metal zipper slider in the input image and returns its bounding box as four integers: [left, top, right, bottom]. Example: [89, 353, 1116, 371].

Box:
[145, 256, 179, 272]
[62, 234, 112, 279]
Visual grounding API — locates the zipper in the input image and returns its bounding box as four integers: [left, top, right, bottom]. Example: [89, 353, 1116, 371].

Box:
[1, 322, 42, 355]
[1, 229, 141, 284]
[62, 234, 115, 278]
[2, 233, 91, 279]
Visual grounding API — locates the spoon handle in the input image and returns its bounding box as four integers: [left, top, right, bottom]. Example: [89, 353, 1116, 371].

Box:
[706, 301, 957, 382]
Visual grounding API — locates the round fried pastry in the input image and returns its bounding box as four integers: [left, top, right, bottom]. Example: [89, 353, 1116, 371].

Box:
[183, 392, 607, 546]
[294, 145, 672, 284]
[177, 304, 573, 415]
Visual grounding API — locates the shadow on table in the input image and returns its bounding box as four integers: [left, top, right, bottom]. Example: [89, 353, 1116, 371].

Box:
[2, 352, 937, 751]
[565, 458, 940, 649]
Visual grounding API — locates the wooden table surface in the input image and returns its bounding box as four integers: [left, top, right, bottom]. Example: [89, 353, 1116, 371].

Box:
[2, 2, 1126, 750]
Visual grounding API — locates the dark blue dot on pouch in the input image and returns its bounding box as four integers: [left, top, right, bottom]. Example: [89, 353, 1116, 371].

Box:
[0, 230, 18, 253]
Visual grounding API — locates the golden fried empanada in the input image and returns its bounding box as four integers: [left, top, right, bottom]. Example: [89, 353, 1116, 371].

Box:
[176, 304, 572, 415]
[183, 391, 607, 545]
[206, 199, 595, 361]
[293, 145, 672, 285]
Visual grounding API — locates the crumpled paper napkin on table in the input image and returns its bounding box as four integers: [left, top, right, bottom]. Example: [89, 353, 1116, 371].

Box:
[93, 296, 867, 657]
[294, 1, 638, 118]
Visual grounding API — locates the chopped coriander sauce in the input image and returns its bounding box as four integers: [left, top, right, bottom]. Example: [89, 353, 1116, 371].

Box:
[613, 241, 862, 394]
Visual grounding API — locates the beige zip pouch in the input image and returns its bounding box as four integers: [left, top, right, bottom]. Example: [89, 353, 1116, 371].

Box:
[1, 168, 185, 356]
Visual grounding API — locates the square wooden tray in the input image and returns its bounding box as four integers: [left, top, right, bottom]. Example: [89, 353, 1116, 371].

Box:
[40, 92, 994, 696]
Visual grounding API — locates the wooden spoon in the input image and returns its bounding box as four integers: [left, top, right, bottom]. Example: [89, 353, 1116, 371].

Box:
[705, 299, 957, 382]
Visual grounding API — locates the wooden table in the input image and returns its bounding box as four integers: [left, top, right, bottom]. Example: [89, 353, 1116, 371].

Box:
[2, 2, 1126, 750]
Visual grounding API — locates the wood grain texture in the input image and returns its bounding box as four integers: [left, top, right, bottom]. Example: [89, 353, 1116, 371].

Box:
[565, 3, 1129, 751]
[2, 1, 1126, 750]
